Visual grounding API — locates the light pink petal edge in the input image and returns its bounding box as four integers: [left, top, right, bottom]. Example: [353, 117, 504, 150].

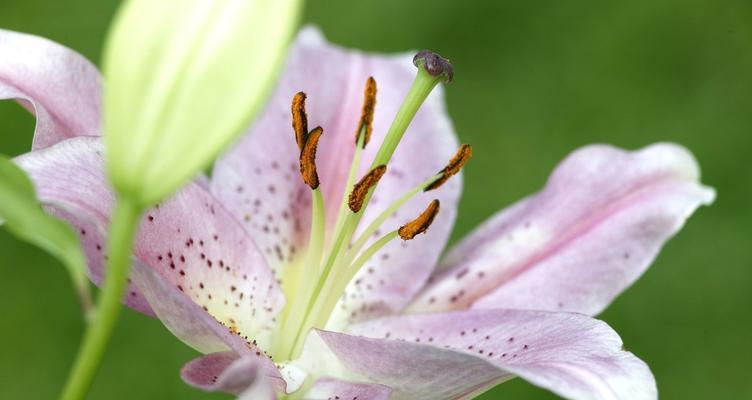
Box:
[293, 309, 656, 400]
[0, 29, 101, 149]
[411, 143, 714, 316]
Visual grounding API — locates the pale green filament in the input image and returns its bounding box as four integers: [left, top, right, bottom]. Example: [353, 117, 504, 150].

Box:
[61, 198, 143, 400]
[295, 230, 399, 356]
[277, 135, 365, 360]
[283, 213, 353, 359]
[275, 188, 325, 359]
[329, 133, 365, 250]
[301, 174, 441, 333]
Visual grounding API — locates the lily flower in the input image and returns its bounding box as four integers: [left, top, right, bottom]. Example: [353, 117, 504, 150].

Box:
[1, 26, 714, 399]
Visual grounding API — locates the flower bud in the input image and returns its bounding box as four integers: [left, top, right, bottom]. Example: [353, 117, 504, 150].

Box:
[104, 0, 302, 205]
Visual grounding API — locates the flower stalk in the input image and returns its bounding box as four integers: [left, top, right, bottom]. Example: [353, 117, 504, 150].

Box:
[60, 198, 142, 400]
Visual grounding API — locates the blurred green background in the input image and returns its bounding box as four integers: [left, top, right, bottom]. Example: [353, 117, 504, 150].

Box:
[1, 0, 750, 398]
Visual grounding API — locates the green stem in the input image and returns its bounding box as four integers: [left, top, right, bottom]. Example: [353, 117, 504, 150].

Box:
[73, 281, 95, 324]
[60, 198, 142, 400]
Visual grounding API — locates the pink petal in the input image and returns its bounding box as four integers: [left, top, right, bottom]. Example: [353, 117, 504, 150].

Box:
[212, 27, 460, 322]
[238, 380, 277, 400]
[0, 29, 101, 149]
[182, 352, 284, 397]
[296, 329, 505, 400]
[304, 378, 391, 400]
[410, 143, 715, 315]
[15, 137, 284, 351]
[302, 309, 656, 400]
[131, 261, 266, 354]
[181, 356, 390, 399]
[15, 137, 150, 314]
[49, 207, 154, 315]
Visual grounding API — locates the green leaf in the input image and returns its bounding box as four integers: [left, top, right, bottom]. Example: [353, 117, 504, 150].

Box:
[0, 155, 93, 319]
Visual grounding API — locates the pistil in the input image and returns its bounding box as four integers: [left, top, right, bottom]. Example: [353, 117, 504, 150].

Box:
[318, 52, 453, 282]
[370, 50, 454, 167]
[318, 52, 455, 297]
[274, 51, 457, 361]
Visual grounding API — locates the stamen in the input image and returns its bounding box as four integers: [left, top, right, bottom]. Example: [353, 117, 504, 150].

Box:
[348, 165, 387, 212]
[399, 199, 441, 240]
[291, 92, 308, 150]
[277, 93, 326, 358]
[425, 144, 473, 191]
[342, 145, 471, 280]
[299, 126, 323, 189]
[286, 82, 382, 351]
[355, 77, 377, 147]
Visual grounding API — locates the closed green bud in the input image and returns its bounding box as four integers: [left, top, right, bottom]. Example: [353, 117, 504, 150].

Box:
[104, 0, 302, 205]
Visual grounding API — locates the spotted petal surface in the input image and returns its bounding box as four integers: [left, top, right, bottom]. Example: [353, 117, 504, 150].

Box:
[212, 27, 461, 326]
[15, 137, 284, 350]
[0, 29, 101, 149]
[411, 143, 714, 316]
[294, 309, 656, 400]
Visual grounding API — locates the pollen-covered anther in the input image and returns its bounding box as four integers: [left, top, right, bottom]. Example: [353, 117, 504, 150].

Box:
[355, 77, 377, 147]
[348, 165, 387, 212]
[291, 92, 308, 150]
[299, 126, 323, 189]
[425, 144, 473, 191]
[399, 199, 440, 240]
